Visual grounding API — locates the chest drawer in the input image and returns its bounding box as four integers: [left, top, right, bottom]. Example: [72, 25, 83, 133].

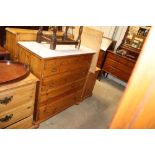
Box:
[104, 58, 133, 75]
[39, 78, 86, 104]
[43, 55, 92, 77]
[41, 68, 88, 91]
[0, 101, 34, 128]
[6, 115, 33, 129]
[107, 52, 135, 67]
[0, 83, 36, 113]
[38, 92, 77, 122]
[103, 65, 130, 82]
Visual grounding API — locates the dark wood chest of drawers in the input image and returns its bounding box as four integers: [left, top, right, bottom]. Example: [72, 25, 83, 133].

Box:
[102, 50, 136, 82]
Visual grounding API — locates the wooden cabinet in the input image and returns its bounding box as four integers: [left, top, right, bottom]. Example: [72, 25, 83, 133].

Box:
[16, 44, 93, 123]
[102, 50, 136, 82]
[0, 74, 38, 129]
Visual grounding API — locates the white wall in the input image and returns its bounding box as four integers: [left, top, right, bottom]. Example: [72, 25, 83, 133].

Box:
[113, 26, 128, 50]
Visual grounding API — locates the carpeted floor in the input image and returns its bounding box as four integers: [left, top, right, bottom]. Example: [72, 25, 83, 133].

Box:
[39, 76, 125, 129]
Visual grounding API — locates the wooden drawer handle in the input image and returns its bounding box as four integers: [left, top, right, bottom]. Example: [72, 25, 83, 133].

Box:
[0, 114, 13, 122]
[0, 96, 13, 105]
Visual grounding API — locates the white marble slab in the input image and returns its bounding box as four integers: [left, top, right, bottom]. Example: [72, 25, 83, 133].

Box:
[18, 41, 96, 58]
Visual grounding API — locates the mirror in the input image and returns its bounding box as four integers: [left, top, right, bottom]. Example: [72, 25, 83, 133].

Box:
[116, 26, 151, 61]
[124, 26, 151, 50]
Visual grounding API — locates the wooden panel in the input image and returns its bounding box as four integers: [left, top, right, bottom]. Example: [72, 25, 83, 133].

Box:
[0, 83, 36, 113]
[6, 116, 33, 129]
[81, 72, 96, 99]
[97, 50, 105, 68]
[18, 45, 42, 78]
[0, 101, 34, 128]
[30, 53, 42, 78]
[5, 31, 18, 60]
[110, 27, 155, 129]
[81, 67, 100, 100]
[18, 47, 31, 65]
[74, 27, 103, 73]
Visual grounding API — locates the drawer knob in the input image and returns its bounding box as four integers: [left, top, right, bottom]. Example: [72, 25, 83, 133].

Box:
[0, 114, 13, 122]
[0, 96, 13, 105]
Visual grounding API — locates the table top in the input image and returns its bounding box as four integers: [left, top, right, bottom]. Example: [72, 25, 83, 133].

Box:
[18, 41, 96, 59]
[0, 61, 30, 85]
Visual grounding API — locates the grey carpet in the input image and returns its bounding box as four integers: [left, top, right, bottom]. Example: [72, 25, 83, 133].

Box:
[39, 77, 125, 129]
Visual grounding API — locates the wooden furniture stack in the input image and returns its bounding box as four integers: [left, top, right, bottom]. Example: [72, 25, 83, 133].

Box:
[0, 74, 38, 129]
[5, 27, 103, 124]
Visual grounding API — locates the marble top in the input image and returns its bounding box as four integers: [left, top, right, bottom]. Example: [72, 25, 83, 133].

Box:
[18, 41, 96, 58]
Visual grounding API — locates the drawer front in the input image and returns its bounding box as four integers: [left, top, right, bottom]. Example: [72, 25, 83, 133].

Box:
[104, 58, 133, 75]
[41, 68, 88, 91]
[6, 116, 33, 129]
[0, 83, 36, 113]
[38, 93, 76, 122]
[107, 52, 135, 67]
[103, 65, 130, 82]
[39, 78, 86, 104]
[0, 101, 34, 129]
[43, 55, 92, 77]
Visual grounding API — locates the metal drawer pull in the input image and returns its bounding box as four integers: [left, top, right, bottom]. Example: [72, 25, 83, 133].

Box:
[0, 114, 13, 122]
[0, 96, 13, 105]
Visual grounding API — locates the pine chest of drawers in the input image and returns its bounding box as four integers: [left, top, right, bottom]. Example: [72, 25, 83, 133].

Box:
[0, 74, 38, 129]
[102, 50, 136, 82]
[16, 43, 94, 124]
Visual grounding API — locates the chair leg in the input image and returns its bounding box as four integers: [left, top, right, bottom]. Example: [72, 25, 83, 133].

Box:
[105, 73, 109, 78]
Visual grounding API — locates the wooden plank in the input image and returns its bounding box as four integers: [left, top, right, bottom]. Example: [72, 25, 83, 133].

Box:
[74, 27, 103, 73]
